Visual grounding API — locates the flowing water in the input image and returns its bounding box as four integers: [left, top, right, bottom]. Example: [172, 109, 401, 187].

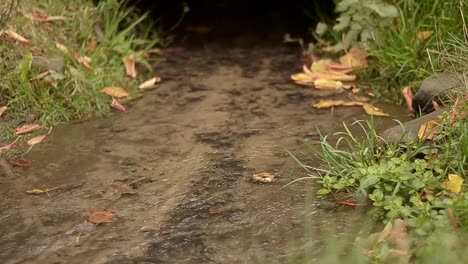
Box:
[0, 23, 409, 264]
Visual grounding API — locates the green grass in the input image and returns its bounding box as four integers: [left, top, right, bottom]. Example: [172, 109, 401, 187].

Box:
[0, 0, 161, 144]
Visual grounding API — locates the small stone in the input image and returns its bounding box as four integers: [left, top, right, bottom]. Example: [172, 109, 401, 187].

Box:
[413, 72, 464, 113]
[32, 56, 65, 73]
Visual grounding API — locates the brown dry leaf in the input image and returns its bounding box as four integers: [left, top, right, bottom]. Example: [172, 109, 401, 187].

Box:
[27, 135, 47, 146]
[5, 29, 30, 45]
[87, 209, 116, 224]
[401, 86, 414, 112]
[363, 104, 390, 117]
[0, 138, 19, 153]
[122, 54, 136, 79]
[418, 119, 441, 140]
[14, 123, 41, 135]
[0, 106, 7, 117]
[8, 159, 32, 167]
[441, 174, 463, 194]
[351, 87, 360, 94]
[138, 76, 161, 89]
[432, 100, 441, 111]
[111, 98, 128, 112]
[314, 79, 343, 90]
[72, 51, 92, 69]
[55, 42, 69, 54]
[339, 46, 368, 70]
[411, 31, 433, 44]
[252, 172, 276, 183]
[101, 87, 129, 98]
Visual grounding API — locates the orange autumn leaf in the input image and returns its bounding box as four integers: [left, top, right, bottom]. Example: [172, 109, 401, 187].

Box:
[362, 104, 390, 117]
[87, 209, 116, 224]
[101, 87, 129, 98]
[14, 123, 41, 135]
[27, 135, 47, 146]
[418, 119, 442, 140]
[0, 106, 7, 117]
[122, 54, 136, 79]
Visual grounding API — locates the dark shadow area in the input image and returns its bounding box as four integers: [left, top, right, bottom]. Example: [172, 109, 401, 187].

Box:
[134, 0, 335, 47]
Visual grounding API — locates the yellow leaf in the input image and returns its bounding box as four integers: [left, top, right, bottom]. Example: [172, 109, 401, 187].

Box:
[27, 135, 47, 146]
[55, 42, 69, 54]
[339, 46, 368, 70]
[311, 59, 332, 73]
[101, 87, 129, 98]
[291, 73, 314, 82]
[138, 76, 161, 89]
[441, 174, 463, 194]
[314, 79, 343, 90]
[314, 71, 356, 82]
[311, 100, 365, 109]
[417, 119, 441, 140]
[5, 29, 30, 45]
[26, 188, 48, 194]
[362, 104, 390, 117]
[0, 106, 7, 117]
[122, 54, 136, 79]
[411, 31, 433, 43]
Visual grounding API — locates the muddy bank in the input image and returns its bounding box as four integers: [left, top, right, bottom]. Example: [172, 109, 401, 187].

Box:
[0, 40, 408, 263]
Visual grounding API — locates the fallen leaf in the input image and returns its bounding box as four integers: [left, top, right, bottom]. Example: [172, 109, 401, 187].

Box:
[101, 87, 129, 98]
[314, 71, 356, 82]
[138, 77, 161, 89]
[209, 208, 225, 215]
[55, 42, 69, 54]
[311, 99, 365, 109]
[0, 138, 19, 153]
[8, 159, 32, 167]
[27, 135, 47, 146]
[339, 46, 368, 70]
[0, 106, 7, 116]
[5, 29, 30, 45]
[441, 174, 463, 194]
[291, 73, 314, 82]
[311, 59, 332, 73]
[401, 86, 414, 112]
[411, 31, 433, 44]
[111, 98, 128, 112]
[14, 123, 41, 135]
[352, 87, 360, 94]
[87, 209, 115, 224]
[252, 172, 276, 183]
[26, 188, 50, 194]
[72, 51, 91, 69]
[418, 119, 441, 140]
[327, 61, 353, 73]
[420, 188, 435, 202]
[314, 79, 343, 90]
[432, 100, 441, 111]
[122, 54, 136, 79]
[339, 199, 358, 206]
[449, 97, 468, 124]
[362, 104, 390, 117]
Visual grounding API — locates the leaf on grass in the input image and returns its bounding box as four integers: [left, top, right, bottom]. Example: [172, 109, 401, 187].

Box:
[72, 51, 91, 69]
[418, 119, 441, 140]
[27, 135, 47, 146]
[14, 123, 41, 135]
[111, 98, 128, 112]
[441, 174, 463, 194]
[401, 86, 414, 112]
[138, 77, 161, 89]
[314, 79, 343, 90]
[101, 87, 129, 98]
[122, 54, 136, 79]
[87, 209, 116, 224]
[252, 172, 276, 183]
[55, 42, 69, 54]
[362, 104, 389, 117]
[339, 46, 368, 70]
[5, 29, 30, 45]
[0, 106, 7, 117]
[411, 31, 433, 44]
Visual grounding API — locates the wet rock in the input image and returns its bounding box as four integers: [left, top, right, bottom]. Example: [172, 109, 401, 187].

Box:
[32, 55, 65, 73]
[381, 108, 449, 144]
[413, 72, 463, 113]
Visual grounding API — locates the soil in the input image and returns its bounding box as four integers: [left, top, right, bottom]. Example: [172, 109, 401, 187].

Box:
[0, 22, 408, 264]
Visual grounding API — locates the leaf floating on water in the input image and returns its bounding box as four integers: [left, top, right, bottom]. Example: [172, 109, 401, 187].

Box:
[362, 104, 390, 117]
[252, 172, 276, 183]
[417, 119, 441, 140]
[101, 87, 129, 98]
[87, 209, 116, 224]
[138, 76, 161, 89]
[110, 98, 128, 112]
[122, 54, 136, 79]
[14, 123, 41, 135]
[441, 174, 463, 194]
[27, 135, 47, 146]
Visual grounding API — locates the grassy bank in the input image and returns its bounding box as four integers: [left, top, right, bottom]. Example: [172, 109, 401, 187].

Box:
[0, 0, 160, 154]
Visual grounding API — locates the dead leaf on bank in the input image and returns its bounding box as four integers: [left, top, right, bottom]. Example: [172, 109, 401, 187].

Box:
[87, 209, 116, 224]
[209, 208, 225, 215]
[311, 99, 365, 109]
[441, 174, 463, 194]
[72, 51, 91, 69]
[8, 159, 32, 167]
[14, 123, 41, 135]
[450, 96, 468, 124]
[27, 135, 47, 146]
[411, 31, 433, 44]
[55, 42, 69, 54]
[339, 46, 368, 70]
[0, 106, 7, 117]
[0, 138, 19, 153]
[252, 173, 276, 183]
[314, 79, 343, 90]
[362, 104, 390, 117]
[122, 54, 136, 79]
[418, 119, 441, 140]
[111, 98, 128, 112]
[4, 29, 30, 46]
[29, 71, 52, 86]
[339, 199, 358, 206]
[101, 87, 129, 98]
[401, 86, 414, 112]
[139, 76, 161, 89]
[432, 100, 441, 111]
